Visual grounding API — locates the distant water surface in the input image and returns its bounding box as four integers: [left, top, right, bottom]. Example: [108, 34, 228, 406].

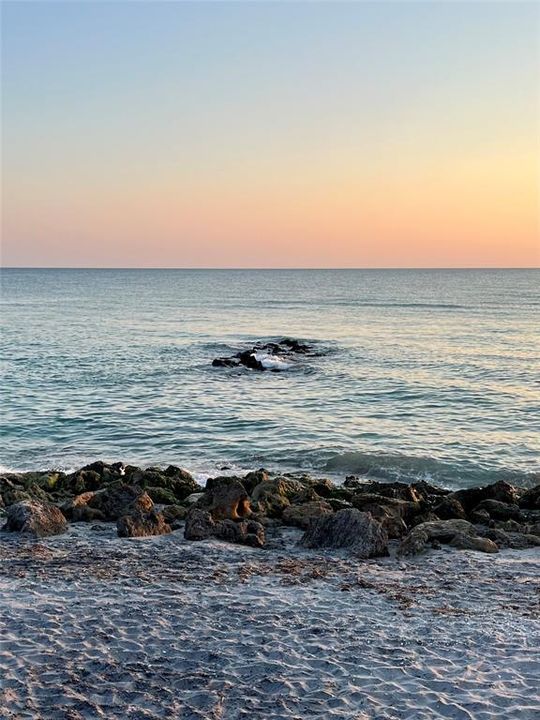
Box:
[1, 268, 538, 488]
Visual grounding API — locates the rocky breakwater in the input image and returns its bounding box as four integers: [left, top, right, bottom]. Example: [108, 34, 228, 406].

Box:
[1, 462, 539, 560]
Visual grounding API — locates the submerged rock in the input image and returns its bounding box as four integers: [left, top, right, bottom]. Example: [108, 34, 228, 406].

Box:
[211, 338, 314, 372]
[301, 508, 389, 559]
[4, 500, 67, 537]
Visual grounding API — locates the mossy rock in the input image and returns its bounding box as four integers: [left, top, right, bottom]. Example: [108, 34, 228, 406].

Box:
[145, 486, 178, 505]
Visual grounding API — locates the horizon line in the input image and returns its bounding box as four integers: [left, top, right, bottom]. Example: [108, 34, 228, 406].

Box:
[1, 266, 539, 272]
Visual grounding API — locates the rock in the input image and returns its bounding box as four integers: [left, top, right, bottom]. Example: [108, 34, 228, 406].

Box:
[519, 484, 540, 509]
[242, 470, 269, 495]
[162, 504, 187, 521]
[212, 338, 314, 371]
[327, 498, 353, 512]
[449, 532, 498, 553]
[468, 508, 491, 525]
[88, 483, 153, 520]
[355, 481, 422, 503]
[251, 477, 304, 518]
[451, 481, 518, 512]
[117, 511, 171, 538]
[434, 496, 467, 520]
[301, 508, 389, 559]
[184, 508, 265, 547]
[67, 469, 102, 495]
[212, 357, 240, 368]
[184, 509, 216, 540]
[161, 504, 187, 530]
[350, 493, 421, 525]
[215, 519, 266, 548]
[145, 486, 178, 505]
[473, 499, 523, 521]
[184, 492, 204, 505]
[480, 527, 540, 549]
[203, 477, 251, 521]
[282, 500, 333, 529]
[128, 467, 198, 502]
[399, 519, 489, 556]
[4, 500, 67, 537]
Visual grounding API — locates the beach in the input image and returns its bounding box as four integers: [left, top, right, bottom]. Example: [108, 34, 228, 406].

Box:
[1, 463, 539, 719]
[1, 522, 538, 720]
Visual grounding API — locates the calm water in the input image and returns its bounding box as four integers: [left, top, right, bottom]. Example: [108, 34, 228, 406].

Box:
[1, 269, 539, 489]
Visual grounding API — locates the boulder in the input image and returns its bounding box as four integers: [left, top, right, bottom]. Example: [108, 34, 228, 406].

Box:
[480, 527, 540, 550]
[145, 486, 178, 505]
[184, 509, 216, 540]
[519, 484, 540, 510]
[282, 500, 333, 529]
[242, 469, 269, 495]
[355, 481, 422, 503]
[301, 508, 389, 559]
[184, 508, 266, 547]
[4, 500, 67, 537]
[473, 499, 523, 521]
[117, 510, 171, 538]
[215, 519, 266, 548]
[128, 467, 198, 502]
[88, 483, 153, 520]
[433, 496, 467, 520]
[449, 533, 498, 553]
[350, 493, 421, 525]
[203, 477, 251, 521]
[161, 504, 187, 529]
[399, 519, 492, 556]
[62, 492, 107, 522]
[251, 477, 304, 518]
[451, 481, 518, 512]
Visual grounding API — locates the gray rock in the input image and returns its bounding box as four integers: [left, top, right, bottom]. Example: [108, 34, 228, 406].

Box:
[399, 519, 493, 556]
[184, 508, 216, 540]
[301, 508, 389, 559]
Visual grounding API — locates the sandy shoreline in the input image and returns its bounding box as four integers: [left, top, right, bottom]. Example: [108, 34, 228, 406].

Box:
[1, 523, 538, 720]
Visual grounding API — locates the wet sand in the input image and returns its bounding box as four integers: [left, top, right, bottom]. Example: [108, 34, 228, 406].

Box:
[0, 524, 539, 720]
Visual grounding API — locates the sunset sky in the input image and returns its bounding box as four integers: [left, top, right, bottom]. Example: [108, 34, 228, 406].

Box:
[2, 1, 539, 268]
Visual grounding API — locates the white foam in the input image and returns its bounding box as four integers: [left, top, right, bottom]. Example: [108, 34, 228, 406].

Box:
[252, 352, 293, 371]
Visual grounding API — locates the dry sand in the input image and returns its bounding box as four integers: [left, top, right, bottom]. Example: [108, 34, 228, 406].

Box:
[0, 523, 538, 720]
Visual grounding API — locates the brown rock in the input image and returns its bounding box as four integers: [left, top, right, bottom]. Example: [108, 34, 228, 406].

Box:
[117, 510, 171, 538]
[4, 500, 67, 537]
[282, 500, 333, 529]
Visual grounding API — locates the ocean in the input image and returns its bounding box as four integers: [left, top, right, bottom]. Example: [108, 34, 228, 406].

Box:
[1, 268, 538, 489]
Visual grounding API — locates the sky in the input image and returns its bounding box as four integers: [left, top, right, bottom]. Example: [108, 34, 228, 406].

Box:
[1, 0, 539, 268]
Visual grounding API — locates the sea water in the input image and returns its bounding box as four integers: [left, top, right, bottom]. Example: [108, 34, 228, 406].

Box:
[1, 268, 538, 488]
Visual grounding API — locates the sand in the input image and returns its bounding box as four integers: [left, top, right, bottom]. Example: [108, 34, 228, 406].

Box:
[0, 523, 538, 720]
